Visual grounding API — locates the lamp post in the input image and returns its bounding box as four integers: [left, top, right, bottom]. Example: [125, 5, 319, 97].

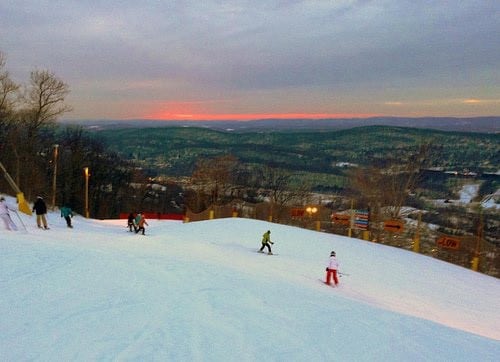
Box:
[306, 206, 318, 215]
[51, 144, 59, 210]
[306, 206, 319, 231]
[84, 167, 90, 218]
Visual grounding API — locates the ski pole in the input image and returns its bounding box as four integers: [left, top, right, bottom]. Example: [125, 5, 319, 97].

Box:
[13, 210, 28, 233]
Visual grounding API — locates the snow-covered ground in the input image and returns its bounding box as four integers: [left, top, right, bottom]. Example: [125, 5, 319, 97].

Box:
[1, 197, 499, 361]
[432, 182, 499, 210]
[459, 184, 480, 203]
[482, 188, 500, 210]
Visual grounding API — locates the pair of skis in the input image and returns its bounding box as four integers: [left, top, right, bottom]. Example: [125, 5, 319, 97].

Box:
[319, 272, 350, 287]
[257, 250, 277, 255]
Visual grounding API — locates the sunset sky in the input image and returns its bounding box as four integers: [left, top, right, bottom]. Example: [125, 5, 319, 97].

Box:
[1, 1, 499, 121]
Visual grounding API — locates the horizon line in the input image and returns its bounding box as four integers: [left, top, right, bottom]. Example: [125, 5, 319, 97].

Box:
[61, 115, 500, 123]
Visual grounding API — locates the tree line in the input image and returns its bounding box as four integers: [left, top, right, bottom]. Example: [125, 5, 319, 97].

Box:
[0, 51, 139, 218]
[1, 49, 485, 230]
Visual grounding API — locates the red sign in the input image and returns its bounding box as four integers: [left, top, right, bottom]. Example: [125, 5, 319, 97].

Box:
[291, 208, 305, 217]
[436, 236, 460, 250]
[384, 220, 404, 233]
[332, 213, 350, 225]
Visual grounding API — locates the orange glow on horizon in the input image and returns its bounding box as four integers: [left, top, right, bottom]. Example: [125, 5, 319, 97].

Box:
[142, 111, 379, 121]
[139, 100, 380, 121]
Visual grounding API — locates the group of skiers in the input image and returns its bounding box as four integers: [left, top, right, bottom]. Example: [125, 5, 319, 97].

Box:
[127, 212, 149, 235]
[3, 196, 340, 286]
[0, 194, 146, 234]
[0, 195, 74, 231]
[259, 229, 341, 286]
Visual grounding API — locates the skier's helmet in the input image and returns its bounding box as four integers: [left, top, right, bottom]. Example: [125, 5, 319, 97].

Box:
[330, 251, 336, 257]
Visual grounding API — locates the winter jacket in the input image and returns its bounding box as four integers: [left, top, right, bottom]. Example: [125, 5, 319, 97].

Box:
[326, 256, 339, 271]
[60, 207, 73, 218]
[137, 215, 148, 227]
[262, 231, 271, 244]
[33, 198, 47, 215]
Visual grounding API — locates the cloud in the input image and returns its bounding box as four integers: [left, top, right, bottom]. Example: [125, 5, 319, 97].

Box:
[1, 0, 499, 118]
[462, 98, 500, 105]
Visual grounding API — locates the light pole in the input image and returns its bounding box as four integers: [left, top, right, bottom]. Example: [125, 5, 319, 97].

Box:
[51, 144, 59, 210]
[306, 206, 319, 231]
[84, 167, 90, 218]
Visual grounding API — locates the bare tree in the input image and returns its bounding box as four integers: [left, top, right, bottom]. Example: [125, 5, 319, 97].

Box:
[0, 52, 19, 118]
[349, 142, 434, 221]
[259, 165, 311, 221]
[8, 70, 72, 197]
[0, 52, 21, 193]
[22, 69, 72, 138]
[190, 155, 239, 208]
[0, 52, 19, 145]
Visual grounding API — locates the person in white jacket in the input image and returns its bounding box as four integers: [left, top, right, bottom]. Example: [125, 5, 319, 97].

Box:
[0, 196, 18, 231]
[325, 251, 339, 286]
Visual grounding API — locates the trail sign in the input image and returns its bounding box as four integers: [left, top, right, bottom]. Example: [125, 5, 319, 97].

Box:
[332, 213, 350, 225]
[436, 236, 460, 250]
[383, 220, 404, 233]
[354, 210, 369, 230]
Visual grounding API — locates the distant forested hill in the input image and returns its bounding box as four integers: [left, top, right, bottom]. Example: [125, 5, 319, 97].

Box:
[93, 126, 499, 183]
[63, 116, 499, 133]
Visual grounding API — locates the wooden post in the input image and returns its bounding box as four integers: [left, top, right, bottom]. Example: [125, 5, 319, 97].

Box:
[51, 144, 59, 210]
[472, 211, 483, 272]
[413, 212, 421, 253]
[348, 199, 354, 237]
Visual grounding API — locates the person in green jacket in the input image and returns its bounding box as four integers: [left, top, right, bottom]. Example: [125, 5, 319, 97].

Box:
[259, 230, 274, 254]
[60, 206, 73, 228]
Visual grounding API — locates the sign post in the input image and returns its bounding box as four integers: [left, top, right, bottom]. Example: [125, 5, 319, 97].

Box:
[413, 212, 421, 253]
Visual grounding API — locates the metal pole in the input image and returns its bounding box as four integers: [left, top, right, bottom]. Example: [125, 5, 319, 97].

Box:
[51, 144, 59, 210]
[84, 167, 89, 218]
[13, 210, 28, 233]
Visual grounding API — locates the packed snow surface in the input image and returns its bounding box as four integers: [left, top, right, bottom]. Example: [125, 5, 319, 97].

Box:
[1, 201, 499, 361]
